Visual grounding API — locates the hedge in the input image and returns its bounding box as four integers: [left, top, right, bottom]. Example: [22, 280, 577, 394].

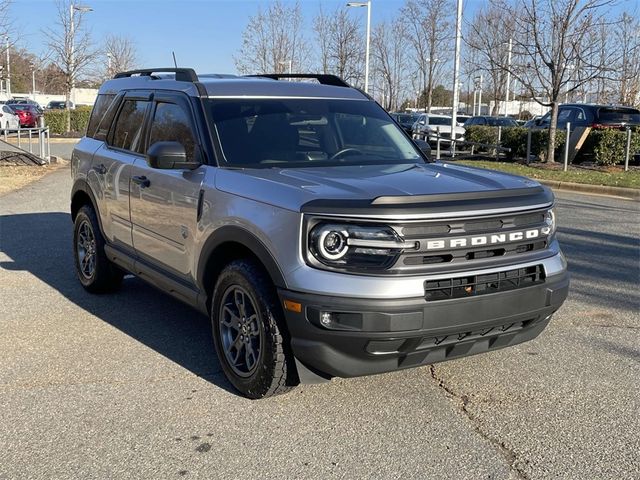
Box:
[465, 125, 566, 161]
[43, 105, 93, 135]
[589, 128, 640, 166]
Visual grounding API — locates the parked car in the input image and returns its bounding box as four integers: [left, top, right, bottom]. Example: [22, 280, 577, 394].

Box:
[10, 98, 43, 111]
[389, 112, 419, 135]
[530, 104, 640, 130]
[47, 100, 74, 110]
[456, 114, 471, 125]
[464, 116, 519, 127]
[70, 68, 568, 398]
[9, 104, 43, 128]
[412, 113, 465, 145]
[0, 104, 20, 132]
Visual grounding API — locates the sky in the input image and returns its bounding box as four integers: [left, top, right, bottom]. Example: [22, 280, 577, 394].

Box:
[9, 0, 637, 76]
[7, 0, 481, 74]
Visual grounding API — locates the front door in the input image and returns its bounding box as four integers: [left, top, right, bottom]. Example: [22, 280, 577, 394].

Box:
[129, 92, 205, 281]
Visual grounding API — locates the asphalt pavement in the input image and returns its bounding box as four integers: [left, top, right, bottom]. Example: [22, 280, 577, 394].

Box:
[0, 168, 638, 479]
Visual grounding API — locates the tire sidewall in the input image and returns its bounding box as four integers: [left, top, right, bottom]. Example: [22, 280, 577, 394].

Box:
[73, 209, 98, 288]
[211, 264, 280, 398]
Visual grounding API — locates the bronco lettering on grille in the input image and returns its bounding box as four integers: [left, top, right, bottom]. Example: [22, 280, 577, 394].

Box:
[423, 228, 549, 251]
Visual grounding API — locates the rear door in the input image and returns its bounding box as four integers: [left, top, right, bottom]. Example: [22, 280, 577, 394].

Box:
[129, 92, 206, 281]
[91, 92, 152, 249]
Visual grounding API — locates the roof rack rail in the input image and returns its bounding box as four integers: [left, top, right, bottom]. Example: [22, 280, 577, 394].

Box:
[247, 73, 350, 88]
[113, 68, 199, 83]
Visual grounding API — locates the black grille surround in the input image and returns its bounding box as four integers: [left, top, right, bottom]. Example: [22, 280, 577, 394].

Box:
[424, 265, 545, 301]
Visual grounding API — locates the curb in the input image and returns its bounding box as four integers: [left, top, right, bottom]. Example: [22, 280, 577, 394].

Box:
[538, 179, 639, 200]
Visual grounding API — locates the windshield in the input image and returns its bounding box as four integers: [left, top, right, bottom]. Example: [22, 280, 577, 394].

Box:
[486, 117, 518, 126]
[427, 116, 451, 126]
[207, 99, 424, 168]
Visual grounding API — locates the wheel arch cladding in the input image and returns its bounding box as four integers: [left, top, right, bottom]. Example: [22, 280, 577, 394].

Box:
[198, 226, 288, 302]
[71, 180, 98, 220]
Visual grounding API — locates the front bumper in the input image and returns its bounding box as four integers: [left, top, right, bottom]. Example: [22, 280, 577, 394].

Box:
[280, 270, 569, 379]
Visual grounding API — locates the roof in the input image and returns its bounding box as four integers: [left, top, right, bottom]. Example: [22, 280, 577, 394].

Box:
[99, 70, 368, 101]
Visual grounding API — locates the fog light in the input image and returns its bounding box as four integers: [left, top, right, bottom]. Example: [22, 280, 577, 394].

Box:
[320, 312, 332, 327]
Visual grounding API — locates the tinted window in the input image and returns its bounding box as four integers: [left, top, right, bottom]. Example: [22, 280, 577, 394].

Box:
[148, 102, 197, 160]
[486, 117, 518, 127]
[110, 100, 149, 152]
[427, 116, 451, 126]
[208, 98, 422, 168]
[86, 94, 115, 138]
[598, 108, 640, 124]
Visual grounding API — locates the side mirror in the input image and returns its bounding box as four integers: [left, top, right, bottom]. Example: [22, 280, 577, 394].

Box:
[413, 138, 432, 160]
[147, 141, 199, 170]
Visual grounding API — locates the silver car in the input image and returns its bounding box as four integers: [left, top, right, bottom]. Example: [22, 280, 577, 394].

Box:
[70, 69, 569, 398]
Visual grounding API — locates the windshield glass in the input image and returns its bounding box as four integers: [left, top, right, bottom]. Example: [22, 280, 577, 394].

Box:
[207, 99, 424, 168]
[486, 117, 518, 126]
[427, 116, 451, 126]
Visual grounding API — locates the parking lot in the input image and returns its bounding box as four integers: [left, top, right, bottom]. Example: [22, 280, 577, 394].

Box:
[0, 167, 638, 479]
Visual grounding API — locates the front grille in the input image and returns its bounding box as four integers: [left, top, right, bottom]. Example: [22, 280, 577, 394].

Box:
[387, 209, 552, 274]
[424, 265, 545, 301]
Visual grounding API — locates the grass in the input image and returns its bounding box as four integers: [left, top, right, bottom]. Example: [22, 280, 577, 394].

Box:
[0, 162, 65, 196]
[452, 160, 640, 189]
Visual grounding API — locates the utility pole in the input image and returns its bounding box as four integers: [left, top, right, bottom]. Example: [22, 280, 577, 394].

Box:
[450, 0, 462, 156]
[5, 36, 10, 99]
[504, 38, 512, 117]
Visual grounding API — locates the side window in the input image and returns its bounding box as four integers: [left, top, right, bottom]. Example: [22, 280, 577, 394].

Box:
[109, 99, 149, 152]
[86, 94, 115, 138]
[148, 102, 197, 160]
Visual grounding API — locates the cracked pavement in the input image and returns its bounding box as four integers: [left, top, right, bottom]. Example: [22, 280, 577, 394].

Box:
[1, 168, 638, 479]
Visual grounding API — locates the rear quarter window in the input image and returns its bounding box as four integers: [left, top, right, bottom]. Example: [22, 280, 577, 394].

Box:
[597, 108, 640, 124]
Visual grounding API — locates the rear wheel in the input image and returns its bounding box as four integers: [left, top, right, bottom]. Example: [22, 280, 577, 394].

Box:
[211, 259, 297, 399]
[73, 205, 123, 293]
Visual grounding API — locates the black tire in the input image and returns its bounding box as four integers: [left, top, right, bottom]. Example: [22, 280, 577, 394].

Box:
[73, 205, 124, 293]
[211, 259, 297, 399]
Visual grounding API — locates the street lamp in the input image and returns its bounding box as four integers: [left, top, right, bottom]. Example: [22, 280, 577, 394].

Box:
[278, 59, 292, 75]
[30, 62, 36, 100]
[503, 38, 512, 117]
[346, 1, 371, 93]
[106, 52, 112, 78]
[70, 3, 93, 106]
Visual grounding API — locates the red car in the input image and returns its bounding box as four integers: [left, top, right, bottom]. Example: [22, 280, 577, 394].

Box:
[9, 104, 42, 128]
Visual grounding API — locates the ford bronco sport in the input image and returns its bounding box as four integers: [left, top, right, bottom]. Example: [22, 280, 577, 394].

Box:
[71, 68, 569, 398]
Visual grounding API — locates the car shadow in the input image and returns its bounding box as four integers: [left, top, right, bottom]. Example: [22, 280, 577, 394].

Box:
[0, 211, 236, 394]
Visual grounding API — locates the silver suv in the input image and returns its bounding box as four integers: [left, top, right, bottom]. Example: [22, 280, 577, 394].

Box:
[70, 68, 569, 398]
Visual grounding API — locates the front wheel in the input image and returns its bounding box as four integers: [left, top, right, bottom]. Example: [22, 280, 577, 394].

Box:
[211, 259, 297, 399]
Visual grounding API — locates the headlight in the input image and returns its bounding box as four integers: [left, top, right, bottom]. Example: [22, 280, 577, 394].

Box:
[543, 208, 557, 236]
[308, 222, 410, 271]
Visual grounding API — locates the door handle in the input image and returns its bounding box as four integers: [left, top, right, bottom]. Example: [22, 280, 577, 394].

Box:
[132, 175, 150, 188]
[93, 163, 106, 175]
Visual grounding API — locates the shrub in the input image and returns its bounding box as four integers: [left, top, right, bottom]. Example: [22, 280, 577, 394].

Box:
[43, 110, 68, 134]
[43, 105, 93, 135]
[464, 126, 499, 152]
[590, 128, 640, 166]
[71, 105, 92, 134]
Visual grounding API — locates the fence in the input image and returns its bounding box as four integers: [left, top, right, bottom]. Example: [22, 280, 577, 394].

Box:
[2, 126, 51, 163]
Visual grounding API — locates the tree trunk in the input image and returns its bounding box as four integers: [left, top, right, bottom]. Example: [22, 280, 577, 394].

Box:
[65, 84, 72, 133]
[546, 101, 559, 163]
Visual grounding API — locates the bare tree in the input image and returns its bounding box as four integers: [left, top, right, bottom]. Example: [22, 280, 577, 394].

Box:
[43, 0, 97, 130]
[313, 6, 364, 86]
[401, 0, 453, 112]
[503, 0, 620, 162]
[372, 18, 407, 111]
[465, 3, 516, 115]
[234, 0, 309, 75]
[614, 12, 640, 107]
[104, 34, 137, 78]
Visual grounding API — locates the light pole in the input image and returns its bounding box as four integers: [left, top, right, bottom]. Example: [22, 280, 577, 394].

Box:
[450, 0, 462, 155]
[278, 59, 292, 75]
[346, 1, 371, 93]
[107, 52, 112, 78]
[69, 3, 93, 107]
[504, 38, 512, 117]
[5, 36, 10, 98]
[30, 62, 36, 100]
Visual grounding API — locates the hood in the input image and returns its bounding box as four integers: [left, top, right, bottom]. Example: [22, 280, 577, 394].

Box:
[215, 162, 549, 214]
